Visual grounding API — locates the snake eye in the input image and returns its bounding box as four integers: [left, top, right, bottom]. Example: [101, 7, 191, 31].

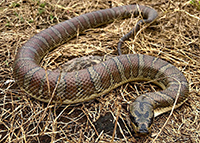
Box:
[148, 116, 154, 128]
[130, 114, 139, 127]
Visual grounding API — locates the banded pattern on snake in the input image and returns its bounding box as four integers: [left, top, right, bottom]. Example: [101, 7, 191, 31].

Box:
[13, 5, 189, 136]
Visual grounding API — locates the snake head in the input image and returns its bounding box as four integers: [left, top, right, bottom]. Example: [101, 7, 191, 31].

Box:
[129, 100, 154, 136]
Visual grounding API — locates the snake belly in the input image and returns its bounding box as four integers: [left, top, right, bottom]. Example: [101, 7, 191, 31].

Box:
[13, 4, 189, 135]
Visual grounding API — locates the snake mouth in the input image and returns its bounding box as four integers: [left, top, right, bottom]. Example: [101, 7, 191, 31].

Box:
[138, 124, 150, 135]
[136, 132, 150, 137]
[130, 120, 151, 136]
[131, 122, 151, 137]
[136, 127, 150, 136]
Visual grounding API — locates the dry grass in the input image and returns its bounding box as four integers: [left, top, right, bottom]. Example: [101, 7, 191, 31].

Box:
[0, 0, 200, 142]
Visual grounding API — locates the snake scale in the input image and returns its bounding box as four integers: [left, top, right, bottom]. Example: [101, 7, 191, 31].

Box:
[13, 5, 189, 136]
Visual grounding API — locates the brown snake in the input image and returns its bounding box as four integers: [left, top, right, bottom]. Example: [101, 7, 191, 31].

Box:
[13, 5, 189, 136]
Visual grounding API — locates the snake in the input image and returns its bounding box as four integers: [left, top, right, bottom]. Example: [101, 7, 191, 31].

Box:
[13, 4, 189, 136]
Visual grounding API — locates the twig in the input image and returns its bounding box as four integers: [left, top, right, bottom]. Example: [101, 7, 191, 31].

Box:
[152, 76, 184, 142]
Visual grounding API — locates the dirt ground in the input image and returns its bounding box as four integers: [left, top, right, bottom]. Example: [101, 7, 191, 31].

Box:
[0, 0, 200, 142]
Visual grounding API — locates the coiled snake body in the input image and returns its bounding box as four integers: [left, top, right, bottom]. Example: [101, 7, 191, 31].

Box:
[13, 5, 189, 136]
